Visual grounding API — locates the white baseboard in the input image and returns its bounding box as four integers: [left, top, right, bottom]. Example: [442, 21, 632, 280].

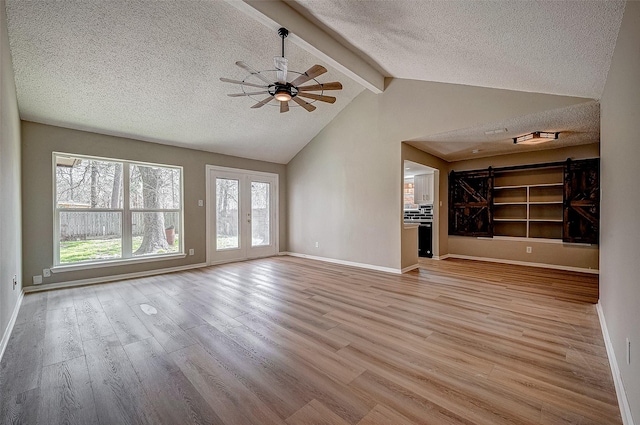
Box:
[597, 303, 635, 425]
[23, 262, 208, 293]
[0, 290, 24, 364]
[444, 254, 599, 274]
[401, 264, 420, 273]
[432, 254, 450, 260]
[285, 252, 402, 274]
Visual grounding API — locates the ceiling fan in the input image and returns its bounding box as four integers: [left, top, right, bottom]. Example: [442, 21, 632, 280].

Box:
[220, 27, 343, 113]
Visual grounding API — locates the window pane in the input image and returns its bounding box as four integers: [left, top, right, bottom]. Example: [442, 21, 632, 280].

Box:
[132, 211, 180, 256]
[56, 156, 123, 209]
[251, 181, 270, 247]
[130, 164, 181, 209]
[59, 212, 122, 263]
[216, 178, 239, 250]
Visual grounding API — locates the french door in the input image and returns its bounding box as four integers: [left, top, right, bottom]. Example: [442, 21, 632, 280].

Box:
[207, 166, 278, 264]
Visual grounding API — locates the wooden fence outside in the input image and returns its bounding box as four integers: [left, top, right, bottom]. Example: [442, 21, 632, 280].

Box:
[60, 212, 180, 240]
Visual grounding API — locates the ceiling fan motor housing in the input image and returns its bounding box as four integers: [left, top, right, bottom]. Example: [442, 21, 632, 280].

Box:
[271, 82, 298, 101]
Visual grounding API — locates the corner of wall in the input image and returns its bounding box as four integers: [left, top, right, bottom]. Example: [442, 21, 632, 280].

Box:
[0, 0, 24, 361]
[599, 2, 640, 423]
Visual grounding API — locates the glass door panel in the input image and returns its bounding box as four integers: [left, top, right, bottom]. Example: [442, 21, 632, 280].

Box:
[216, 178, 240, 250]
[251, 181, 270, 247]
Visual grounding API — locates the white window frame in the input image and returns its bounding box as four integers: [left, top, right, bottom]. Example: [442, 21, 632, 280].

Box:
[52, 152, 185, 269]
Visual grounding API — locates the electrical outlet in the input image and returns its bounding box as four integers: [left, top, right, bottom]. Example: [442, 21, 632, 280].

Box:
[189, 248, 195, 256]
[315, 241, 319, 248]
[198, 200, 203, 207]
[12, 275, 17, 290]
[526, 246, 532, 254]
[627, 338, 631, 365]
[43, 268, 51, 278]
[33, 275, 43, 285]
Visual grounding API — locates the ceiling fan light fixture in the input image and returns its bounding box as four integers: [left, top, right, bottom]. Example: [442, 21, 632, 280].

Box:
[274, 89, 292, 102]
[513, 131, 559, 145]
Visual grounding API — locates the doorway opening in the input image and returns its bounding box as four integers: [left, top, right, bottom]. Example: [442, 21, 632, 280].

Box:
[404, 160, 439, 258]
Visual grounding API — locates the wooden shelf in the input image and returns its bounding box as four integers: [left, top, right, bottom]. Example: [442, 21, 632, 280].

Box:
[530, 183, 563, 188]
[493, 167, 564, 239]
[494, 221, 527, 238]
[529, 201, 562, 205]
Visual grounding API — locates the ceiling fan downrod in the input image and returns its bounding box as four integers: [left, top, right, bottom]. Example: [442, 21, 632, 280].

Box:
[278, 27, 289, 58]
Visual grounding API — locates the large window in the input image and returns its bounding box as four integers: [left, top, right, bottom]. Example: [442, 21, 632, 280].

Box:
[54, 153, 183, 266]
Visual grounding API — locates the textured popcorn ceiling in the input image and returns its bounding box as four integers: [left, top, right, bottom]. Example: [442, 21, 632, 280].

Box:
[292, 0, 625, 98]
[406, 101, 600, 162]
[5, 1, 624, 163]
[5, 0, 363, 164]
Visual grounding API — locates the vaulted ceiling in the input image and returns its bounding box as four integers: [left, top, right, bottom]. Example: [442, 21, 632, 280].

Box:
[5, 1, 626, 164]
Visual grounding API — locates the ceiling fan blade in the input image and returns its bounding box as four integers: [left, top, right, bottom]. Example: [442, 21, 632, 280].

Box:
[292, 96, 316, 112]
[220, 78, 268, 89]
[236, 61, 272, 84]
[274, 56, 288, 84]
[227, 91, 269, 97]
[298, 82, 343, 92]
[251, 95, 275, 109]
[297, 92, 336, 104]
[290, 64, 327, 87]
[280, 101, 289, 113]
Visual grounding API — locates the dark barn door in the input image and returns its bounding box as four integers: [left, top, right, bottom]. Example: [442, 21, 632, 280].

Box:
[563, 158, 600, 244]
[449, 169, 494, 237]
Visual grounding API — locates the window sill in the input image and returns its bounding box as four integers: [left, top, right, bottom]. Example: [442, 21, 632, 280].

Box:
[52, 253, 187, 273]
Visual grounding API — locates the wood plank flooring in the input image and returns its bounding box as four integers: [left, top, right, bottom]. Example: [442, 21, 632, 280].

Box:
[0, 257, 620, 424]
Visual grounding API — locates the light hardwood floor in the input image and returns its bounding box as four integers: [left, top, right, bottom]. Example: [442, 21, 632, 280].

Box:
[0, 257, 620, 424]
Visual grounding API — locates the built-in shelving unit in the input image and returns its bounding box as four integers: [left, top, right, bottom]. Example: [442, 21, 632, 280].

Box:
[493, 167, 563, 239]
[448, 158, 599, 244]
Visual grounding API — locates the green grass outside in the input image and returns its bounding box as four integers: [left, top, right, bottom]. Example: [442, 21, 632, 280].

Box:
[60, 236, 180, 264]
[60, 235, 242, 264]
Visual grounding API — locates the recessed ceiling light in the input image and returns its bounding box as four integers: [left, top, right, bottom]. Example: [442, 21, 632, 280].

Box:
[484, 128, 508, 135]
[472, 149, 481, 154]
[513, 131, 559, 145]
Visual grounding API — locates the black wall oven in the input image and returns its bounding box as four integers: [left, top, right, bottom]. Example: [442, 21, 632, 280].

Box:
[418, 222, 433, 258]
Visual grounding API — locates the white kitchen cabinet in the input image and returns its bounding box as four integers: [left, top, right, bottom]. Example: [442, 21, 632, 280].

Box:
[413, 173, 433, 204]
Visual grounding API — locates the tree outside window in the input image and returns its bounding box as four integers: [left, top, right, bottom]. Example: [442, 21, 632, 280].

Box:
[54, 153, 183, 265]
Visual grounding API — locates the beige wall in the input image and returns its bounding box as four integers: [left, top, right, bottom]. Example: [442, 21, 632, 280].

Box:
[600, 1, 640, 421]
[0, 0, 22, 347]
[401, 226, 418, 269]
[447, 143, 600, 270]
[21, 121, 287, 287]
[287, 90, 401, 268]
[288, 76, 593, 271]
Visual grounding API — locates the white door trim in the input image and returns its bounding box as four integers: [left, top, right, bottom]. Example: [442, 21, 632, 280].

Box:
[205, 165, 279, 265]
